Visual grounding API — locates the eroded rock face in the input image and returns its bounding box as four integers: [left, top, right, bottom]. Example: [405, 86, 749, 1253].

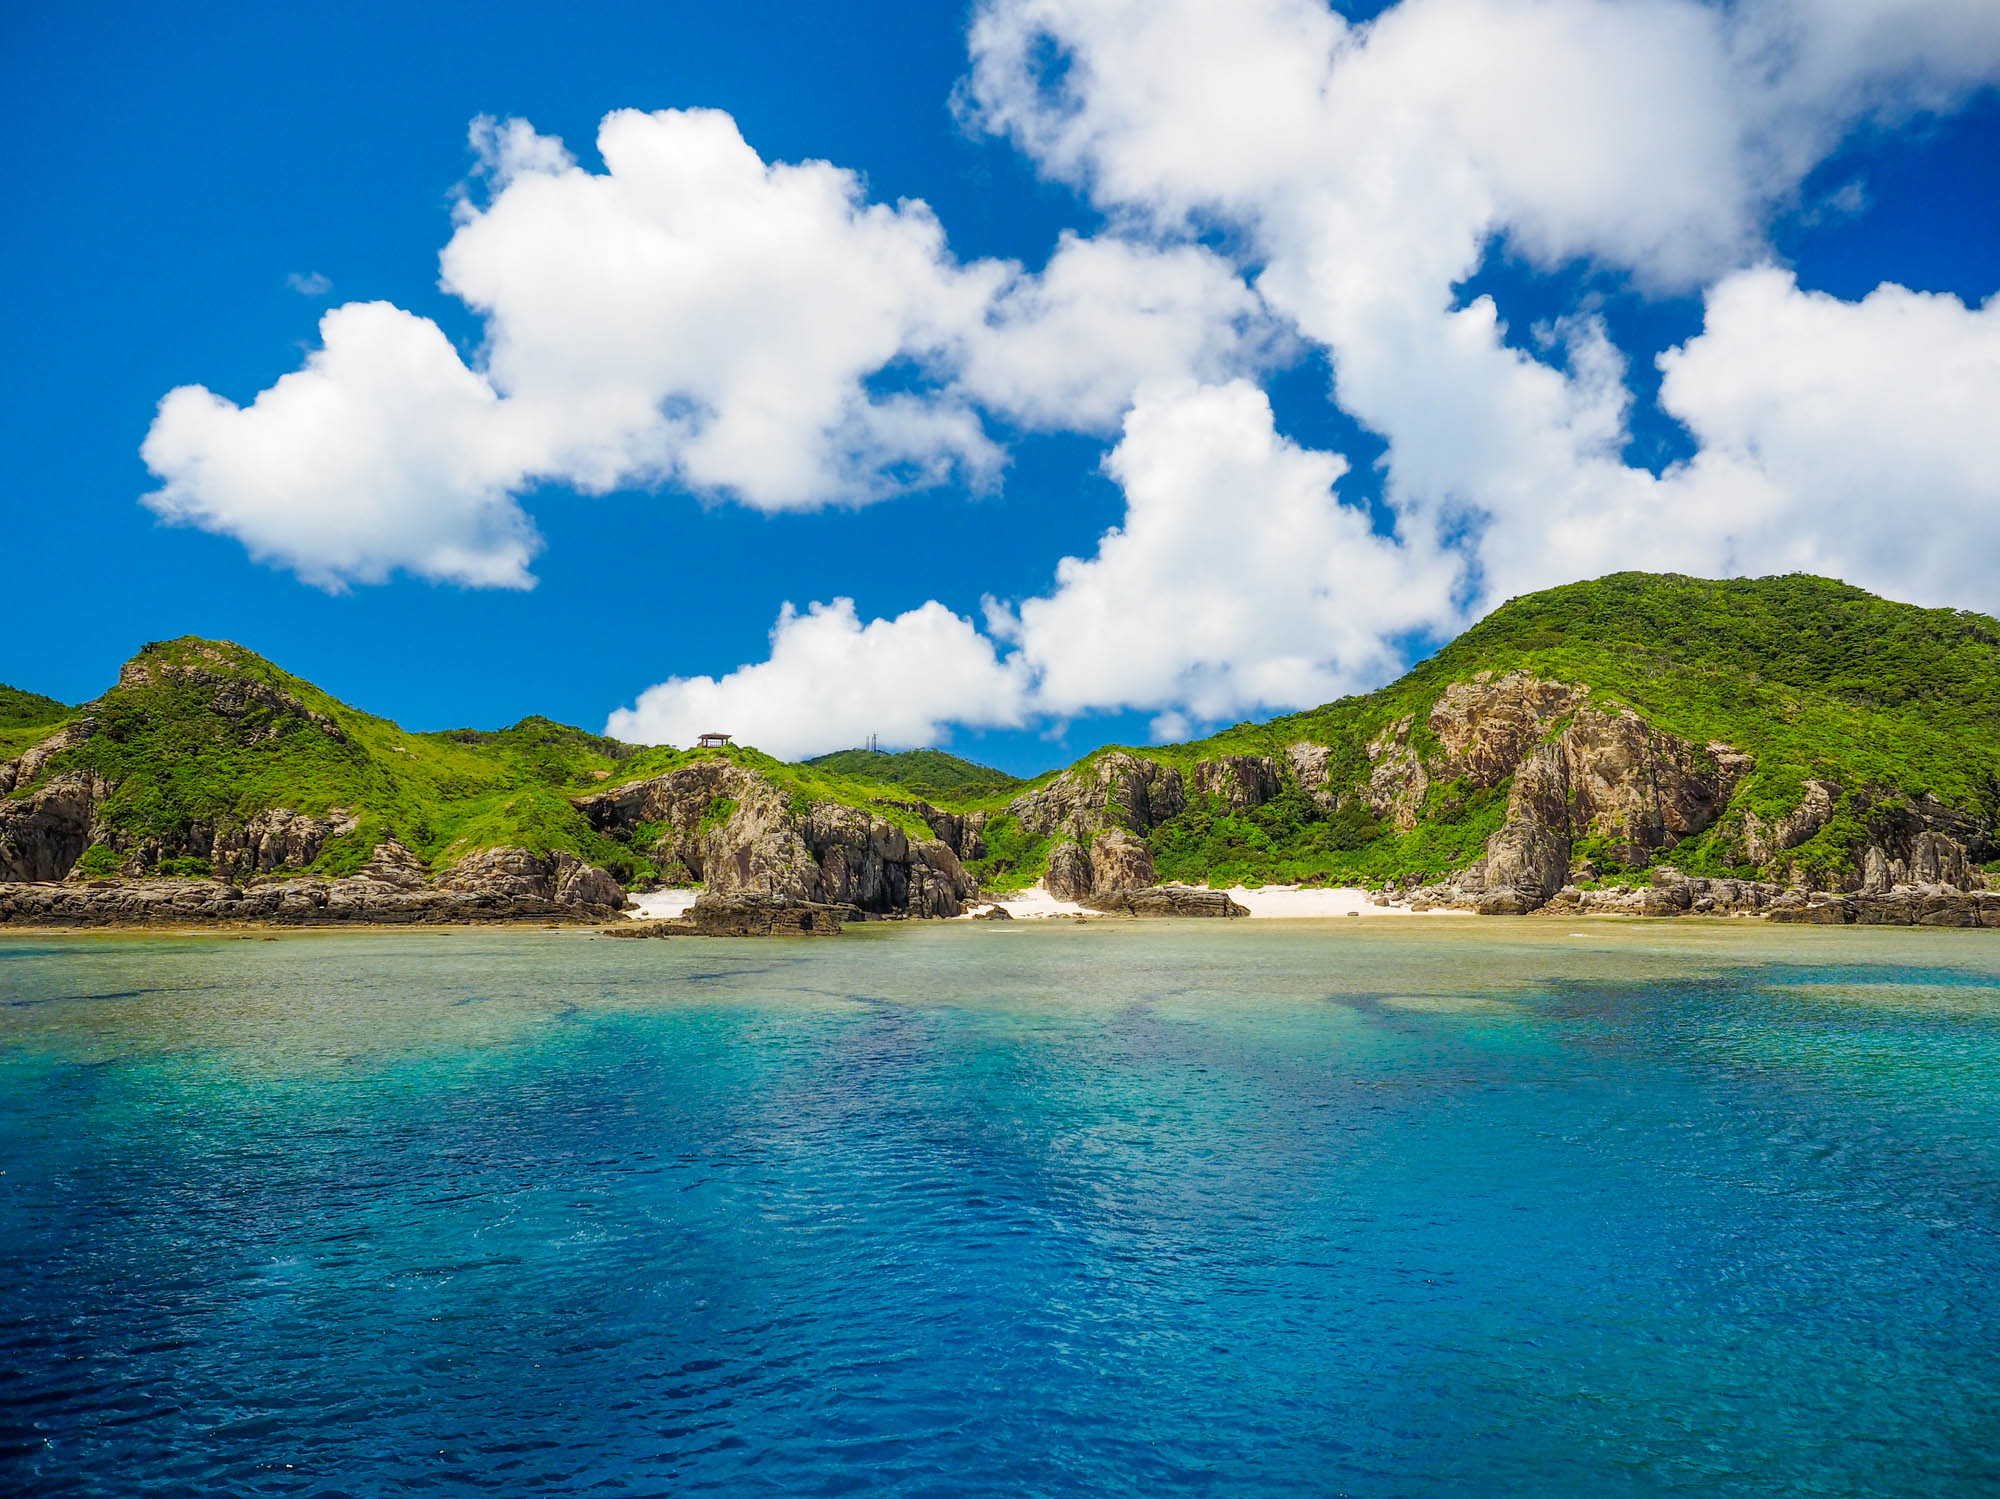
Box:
[1562, 706, 1753, 862]
[1285, 741, 1337, 811]
[1008, 752, 1186, 839]
[575, 761, 975, 918]
[1088, 830, 1156, 892]
[897, 801, 989, 861]
[1740, 780, 1840, 867]
[1480, 745, 1572, 906]
[1192, 756, 1282, 811]
[204, 808, 361, 881]
[0, 720, 93, 797]
[1364, 717, 1429, 831]
[1043, 840, 1094, 901]
[1427, 673, 1587, 788]
[686, 892, 842, 936]
[0, 859, 626, 927]
[1436, 704, 1754, 911]
[0, 772, 108, 881]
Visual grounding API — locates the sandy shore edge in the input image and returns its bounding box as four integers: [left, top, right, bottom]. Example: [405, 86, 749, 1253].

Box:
[627, 884, 1469, 921]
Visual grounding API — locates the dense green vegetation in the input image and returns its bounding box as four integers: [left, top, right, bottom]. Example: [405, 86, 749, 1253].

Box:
[804, 747, 1024, 800]
[959, 813, 1051, 893]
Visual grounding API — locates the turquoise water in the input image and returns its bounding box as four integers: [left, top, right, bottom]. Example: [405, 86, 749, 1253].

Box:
[3, 920, 1999, 1496]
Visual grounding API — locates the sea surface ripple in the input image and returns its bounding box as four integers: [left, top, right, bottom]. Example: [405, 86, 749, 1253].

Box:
[3, 920, 1998, 1496]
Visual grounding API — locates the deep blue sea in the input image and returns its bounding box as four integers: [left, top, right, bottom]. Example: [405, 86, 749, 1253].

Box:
[3, 920, 1998, 1497]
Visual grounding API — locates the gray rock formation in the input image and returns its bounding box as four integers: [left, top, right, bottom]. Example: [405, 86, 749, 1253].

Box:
[574, 762, 975, 918]
[1007, 751, 1187, 839]
[204, 808, 360, 881]
[1284, 741, 1337, 811]
[1036, 829, 1157, 898]
[894, 801, 989, 861]
[686, 891, 843, 936]
[1043, 839, 1094, 900]
[1427, 673, 1587, 787]
[1192, 755, 1282, 810]
[1088, 830, 1156, 892]
[1080, 885, 1250, 918]
[1363, 716, 1430, 830]
[0, 771, 105, 881]
[0, 720, 93, 796]
[1419, 702, 1754, 912]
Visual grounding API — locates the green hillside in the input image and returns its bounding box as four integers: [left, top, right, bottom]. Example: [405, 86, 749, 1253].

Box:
[805, 747, 1024, 800]
[5, 575, 1997, 900]
[1057, 573, 2000, 889]
[0, 637, 965, 885]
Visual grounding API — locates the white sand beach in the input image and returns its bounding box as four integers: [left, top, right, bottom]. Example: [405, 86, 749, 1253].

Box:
[632, 883, 1471, 920]
[972, 883, 1471, 919]
[626, 888, 700, 919]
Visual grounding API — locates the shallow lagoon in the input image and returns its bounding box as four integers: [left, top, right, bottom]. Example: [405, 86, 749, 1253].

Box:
[4, 920, 1999, 1496]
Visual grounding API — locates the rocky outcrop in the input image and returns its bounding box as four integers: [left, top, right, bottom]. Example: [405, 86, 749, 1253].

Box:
[895, 801, 989, 861]
[1080, 885, 1250, 918]
[1007, 752, 1186, 839]
[1739, 780, 1839, 868]
[0, 771, 108, 881]
[0, 840, 626, 927]
[1420, 703, 1754, 912]
[202, 808, 361, 881]
[1285, 741, 1337, 812]
[1044, 839, 1094, 900]
[1037, 829, 1156, 898]
[1362, 673, 1590, 832]
[1561, 706, 1753, 863]
[1364, 717, 1430, 830]
[1427, 673, 1588, 787]
[599, 893, 848, 937]
[686, 892, 843, 936]
[1088, 830, 1156, 892]
[0, 719, 93, 796]
[574, 761, 975, 918]
[1192, 755, 1282, 810]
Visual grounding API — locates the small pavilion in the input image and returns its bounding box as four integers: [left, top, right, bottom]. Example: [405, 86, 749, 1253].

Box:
[696, 732, 733, 749]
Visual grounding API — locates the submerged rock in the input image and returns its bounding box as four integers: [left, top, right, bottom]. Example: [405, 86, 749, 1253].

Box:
[1080, 885, 1250, 918]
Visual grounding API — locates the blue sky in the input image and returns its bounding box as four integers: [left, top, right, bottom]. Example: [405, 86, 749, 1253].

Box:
[4, 0, 1997, 774]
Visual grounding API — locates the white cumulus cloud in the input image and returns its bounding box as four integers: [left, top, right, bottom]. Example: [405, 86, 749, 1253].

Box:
[605, 598, 1028, 760]
[1658, 267, 2000, 608]
[957, 0, 2000, 615]
[1003, 380, 1459, 721]
[144, 107, 1276, 588]
[141, 301, 539, 589]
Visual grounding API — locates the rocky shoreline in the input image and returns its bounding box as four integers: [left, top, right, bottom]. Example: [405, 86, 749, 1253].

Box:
[0, 839, 628, 928]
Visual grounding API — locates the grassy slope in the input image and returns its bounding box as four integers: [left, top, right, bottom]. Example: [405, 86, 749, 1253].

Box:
[971, 574, 2000, 889]
[0, 684, 77, 762]
[804, 747, 1024, 800]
